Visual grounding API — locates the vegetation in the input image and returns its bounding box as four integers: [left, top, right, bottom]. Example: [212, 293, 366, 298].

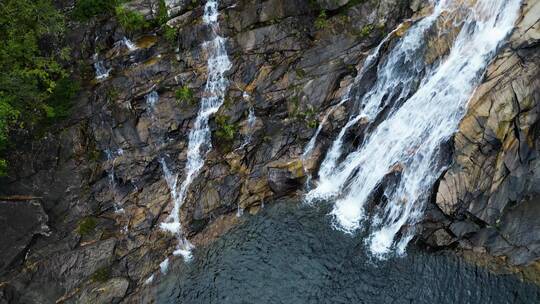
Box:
[72, 0, 120, 21]
[175, 86, 195, 105]
[91, 266, 111, 283]
[314, 10, 329, 30]
[115, 6, 148, 33]
[215, 115, 237, 141]
[0, 0, 80, 176]
[164, 26, 178, 44]
[155, 0, 169, 26]
[356, 24, 375, 38]
[77, 217, 98, 236]
[289, 96, 318, 128]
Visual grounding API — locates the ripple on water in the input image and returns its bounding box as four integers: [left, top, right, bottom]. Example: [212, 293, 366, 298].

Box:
[156, 201, 540, 304]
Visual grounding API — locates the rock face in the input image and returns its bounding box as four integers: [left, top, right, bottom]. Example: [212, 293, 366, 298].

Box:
[430, 0, 540, 265]
[0, 0, 418, 302]
[0, 199, 49, 273]
[0, 0, 538, 302]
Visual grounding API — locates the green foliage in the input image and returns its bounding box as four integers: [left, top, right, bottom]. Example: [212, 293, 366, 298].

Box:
[314, 10, 329, 30]
[72, 0, 120, 21]
[215, 115, 236, 141]
[91, 266, 111, 283]
[357, 24, 374, 38]
[155, 0, 169, 26]
[289, 96, 317, 128]
[115, 6, 148, 33]
[164, 26, 178, 44]
[45, 78, 80, 120]
[0, 0, 74, 175]
[175, 86, 195, 105]
[77, 217, 98, 236]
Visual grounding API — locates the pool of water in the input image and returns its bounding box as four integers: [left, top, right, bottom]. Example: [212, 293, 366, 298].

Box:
[156, 201, 540, 303]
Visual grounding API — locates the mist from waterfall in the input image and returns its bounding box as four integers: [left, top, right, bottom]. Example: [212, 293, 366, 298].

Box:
[305, 0, 522, 258]
[159, 0, 231, 261]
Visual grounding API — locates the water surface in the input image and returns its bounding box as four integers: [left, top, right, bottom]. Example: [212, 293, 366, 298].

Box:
[157, 201, 540, 303]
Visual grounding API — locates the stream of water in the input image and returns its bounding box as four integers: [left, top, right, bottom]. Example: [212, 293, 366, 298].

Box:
[305, 0, 522, 258]
[159, 0, 231, 260]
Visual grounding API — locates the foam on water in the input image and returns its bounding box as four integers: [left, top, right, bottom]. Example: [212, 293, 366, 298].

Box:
[305, 0, 522, 258]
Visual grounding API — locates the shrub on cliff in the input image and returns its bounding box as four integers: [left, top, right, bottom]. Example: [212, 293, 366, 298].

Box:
[115, 6, 149, 33]
[0, 0, 77, 176]
[72, 0, 120, 21]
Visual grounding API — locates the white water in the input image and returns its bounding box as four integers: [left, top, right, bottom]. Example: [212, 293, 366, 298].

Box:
[93, 53, 110, 80]
[159, 0, 231, 261]
[122, 37, 138, 51]
[306, 0, 522, 258]
[302, 90, 350, 161]
[146, 90, 159, 110]
[238, 106, 257, 150]
[105, 148, 124, 213]
[160, 258, 170, 274]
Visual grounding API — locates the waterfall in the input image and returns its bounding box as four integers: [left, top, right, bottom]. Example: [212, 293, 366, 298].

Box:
[159, 0, 231, 261]
[122, 37, 138, 51]
[305, 0, 522, 258]
[93, 53, 110, 80]
[238, 106, 257, 150]
[146, 90, 159, 110]
[105, 148, 124, 213]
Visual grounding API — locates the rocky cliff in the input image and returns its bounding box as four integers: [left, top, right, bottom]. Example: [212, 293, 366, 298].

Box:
[0, 0, 538, 303]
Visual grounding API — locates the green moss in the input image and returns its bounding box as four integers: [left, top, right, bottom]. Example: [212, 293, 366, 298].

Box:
[164, 26, 178, 44]
[155, 0, 169, 26]
[115, 6, 148, 33]
[314, 10, 329, 30]
[215, 115, 236, 141]
[91, 266, 111, 283]
[356, 24, 375, 38]
[77, 217, 98, 236]
[175, 86, 195, 105]
[106, 87, 120, 101]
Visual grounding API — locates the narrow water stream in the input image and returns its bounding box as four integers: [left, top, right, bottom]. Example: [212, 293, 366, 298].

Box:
[156, 201, 540, 303]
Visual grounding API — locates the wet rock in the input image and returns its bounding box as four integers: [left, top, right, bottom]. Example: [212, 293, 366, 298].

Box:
[432, 0, 540, 265]
[267, 160, 305, 196]
[0, 199, 49, 273]
[428, 229, 455, 247]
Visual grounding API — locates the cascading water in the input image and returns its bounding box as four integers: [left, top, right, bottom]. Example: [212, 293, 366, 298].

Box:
[146, 90, 159, 110]
[159, 0, 231, 261]
[305, 0, 522, 258]
[93, 53, 110, 80]
[122, 36, 138, 51]
[105, 148, 124, 213]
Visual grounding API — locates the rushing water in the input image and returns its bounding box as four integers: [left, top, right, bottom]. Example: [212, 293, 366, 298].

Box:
[159, 0, 231, 260]
[93, 53, 110, 80]
[305, 0, 522, 257]
[122, 36, 138, 51]
[156, 201, 540, 303]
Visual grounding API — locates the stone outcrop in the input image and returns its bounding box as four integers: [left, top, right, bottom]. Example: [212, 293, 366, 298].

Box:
[429, 0, 540, 265]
